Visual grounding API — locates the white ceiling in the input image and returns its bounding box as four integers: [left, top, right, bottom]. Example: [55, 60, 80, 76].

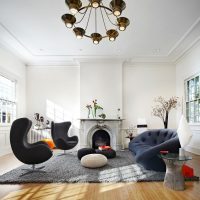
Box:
[0, 0, 200, 65]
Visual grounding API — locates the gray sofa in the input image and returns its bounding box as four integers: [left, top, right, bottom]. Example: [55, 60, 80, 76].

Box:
[129, 129, 180, 172]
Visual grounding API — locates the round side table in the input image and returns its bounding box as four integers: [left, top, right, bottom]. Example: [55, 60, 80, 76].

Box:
[160, 153, 192, 191]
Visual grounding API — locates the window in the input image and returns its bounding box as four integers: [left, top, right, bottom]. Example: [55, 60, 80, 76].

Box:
[46, 100, 72, 122]
[0, 75, 16, 124]
[185, 73, 200, 123]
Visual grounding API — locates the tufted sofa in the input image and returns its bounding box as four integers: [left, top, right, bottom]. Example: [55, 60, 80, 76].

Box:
[129, 129, 180, 172]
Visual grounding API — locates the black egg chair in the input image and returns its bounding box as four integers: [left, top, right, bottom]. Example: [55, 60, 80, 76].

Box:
[51, 121, 78, 155]
[10, 118, 53, 175]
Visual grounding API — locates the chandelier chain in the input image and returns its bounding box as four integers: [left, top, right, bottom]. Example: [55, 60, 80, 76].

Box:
[102, 3, 118, 26]
[85, 6, 93, 31]
[75, 3, 90, 24]
[95, 8, 97, 33]
[100, 6, 108, 31]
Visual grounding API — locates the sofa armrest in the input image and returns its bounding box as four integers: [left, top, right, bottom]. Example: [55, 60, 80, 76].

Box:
[136, 137, 180, 162]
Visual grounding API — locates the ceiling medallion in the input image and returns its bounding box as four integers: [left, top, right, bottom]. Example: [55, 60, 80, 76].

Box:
[61, 0, 130, 44]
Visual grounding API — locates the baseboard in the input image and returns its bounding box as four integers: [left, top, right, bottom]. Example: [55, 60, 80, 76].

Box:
[0, 146, 12, 157]
[186, 146, 200, 155]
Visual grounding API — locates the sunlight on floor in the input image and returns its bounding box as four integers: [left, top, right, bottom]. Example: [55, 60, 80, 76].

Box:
[98, 182, 134, 193]
[1, 184, 89, 200]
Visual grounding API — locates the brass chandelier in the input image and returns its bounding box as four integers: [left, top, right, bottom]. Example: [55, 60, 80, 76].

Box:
[61, 0, 130, 44]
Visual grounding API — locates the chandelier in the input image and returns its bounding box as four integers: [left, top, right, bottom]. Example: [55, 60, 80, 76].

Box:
[61, 0, 130, 44]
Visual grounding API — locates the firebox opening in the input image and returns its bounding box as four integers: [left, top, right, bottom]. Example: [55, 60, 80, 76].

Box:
[92, 130, 110, 149]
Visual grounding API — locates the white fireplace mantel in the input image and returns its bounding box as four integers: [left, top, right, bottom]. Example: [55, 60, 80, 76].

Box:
[79, 118, 124, 150]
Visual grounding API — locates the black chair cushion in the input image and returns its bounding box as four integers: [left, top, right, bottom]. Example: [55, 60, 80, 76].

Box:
[95, 149, 116, 159]
[77, 148, 96, 160]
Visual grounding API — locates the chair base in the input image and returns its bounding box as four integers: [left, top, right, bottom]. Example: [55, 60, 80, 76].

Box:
[57, 150, 73, 156]
[20, 164, 46, 176]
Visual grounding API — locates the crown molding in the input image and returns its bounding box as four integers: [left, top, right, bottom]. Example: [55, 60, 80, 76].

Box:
[174, 36, 200, 65]
[0, 16, 200, 66]
[168, 17, 200, 63]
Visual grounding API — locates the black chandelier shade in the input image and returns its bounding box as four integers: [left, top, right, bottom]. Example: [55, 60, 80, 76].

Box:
[61, 0, 130, 44]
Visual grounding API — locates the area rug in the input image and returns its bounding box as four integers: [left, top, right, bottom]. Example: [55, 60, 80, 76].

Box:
[0, 151, 199, 184]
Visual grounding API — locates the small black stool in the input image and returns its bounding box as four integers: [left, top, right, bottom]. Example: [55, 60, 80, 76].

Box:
[95, 149, 116, 159]
[77, 148, 96, 160]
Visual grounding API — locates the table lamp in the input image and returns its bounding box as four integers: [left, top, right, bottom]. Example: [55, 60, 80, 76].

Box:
[177, 115, 193, 157]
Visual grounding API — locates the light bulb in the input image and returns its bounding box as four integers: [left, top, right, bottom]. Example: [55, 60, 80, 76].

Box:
[70, 8, 78, 15]
[66, 23, 73, 28]
[92, 2, 99, 8]
[119, 26, 125, 31]
[93, 40, 99, 44]
[77, 35, 83, 39]
[114, 10, 121, 16]
[109, 37, 115, 41]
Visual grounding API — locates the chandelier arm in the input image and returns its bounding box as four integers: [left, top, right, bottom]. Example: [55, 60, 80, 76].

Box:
[78, 5, 91, 12]
[78, 5, 112, 13]
[84, 6, 93, 31]
[75, 4, 90, 24]
[100, 6, 107, 32]
[99, 5, 112, 13]
[100, 4, 113, 15]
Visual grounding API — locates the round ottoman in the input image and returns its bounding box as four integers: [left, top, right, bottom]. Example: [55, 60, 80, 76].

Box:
[95, 149, 116, 159]
[81, 154, 107, 168]
[77, 148, 96, 160]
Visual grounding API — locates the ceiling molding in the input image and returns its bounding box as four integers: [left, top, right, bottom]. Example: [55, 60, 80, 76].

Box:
[174, 37, 200, 65]
[167, 17, 200, 62]
[0, 16, 200, 66]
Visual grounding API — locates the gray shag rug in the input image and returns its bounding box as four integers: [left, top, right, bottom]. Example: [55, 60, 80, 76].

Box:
[0, 151, 199, 184]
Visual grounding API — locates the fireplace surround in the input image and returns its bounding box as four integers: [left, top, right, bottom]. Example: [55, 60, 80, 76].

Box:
[79, 119, 123, 150]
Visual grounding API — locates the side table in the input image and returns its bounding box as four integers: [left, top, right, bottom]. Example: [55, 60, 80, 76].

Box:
[160, 153, 192, 191]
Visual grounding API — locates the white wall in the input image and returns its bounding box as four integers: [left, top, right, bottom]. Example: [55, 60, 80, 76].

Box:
[123, 63, 177, 129]
[80, 61, 123, 119]
[176, 42, 200, 155]
[0, 45, 26, 156]
[26, 66, 80, 136]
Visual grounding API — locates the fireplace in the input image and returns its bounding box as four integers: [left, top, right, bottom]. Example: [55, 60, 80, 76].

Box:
[92, 130, 110, 149]
[79, 119, 123, 150]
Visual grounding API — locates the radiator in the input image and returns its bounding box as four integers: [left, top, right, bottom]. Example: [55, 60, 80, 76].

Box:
[28, 128, 51, 143]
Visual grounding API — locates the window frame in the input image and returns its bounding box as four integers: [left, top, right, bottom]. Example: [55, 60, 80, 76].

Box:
[184, 72, 200, 125]
[0, 74, 17, 126]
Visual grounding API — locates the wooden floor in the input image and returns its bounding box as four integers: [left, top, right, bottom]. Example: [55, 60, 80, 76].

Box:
[0, 152, 199, 200]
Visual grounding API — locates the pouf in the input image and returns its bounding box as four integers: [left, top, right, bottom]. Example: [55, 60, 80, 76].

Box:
[81, 154, 107, 168]
[77, 148, 96, 160]
[95, 149, 116, 159]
